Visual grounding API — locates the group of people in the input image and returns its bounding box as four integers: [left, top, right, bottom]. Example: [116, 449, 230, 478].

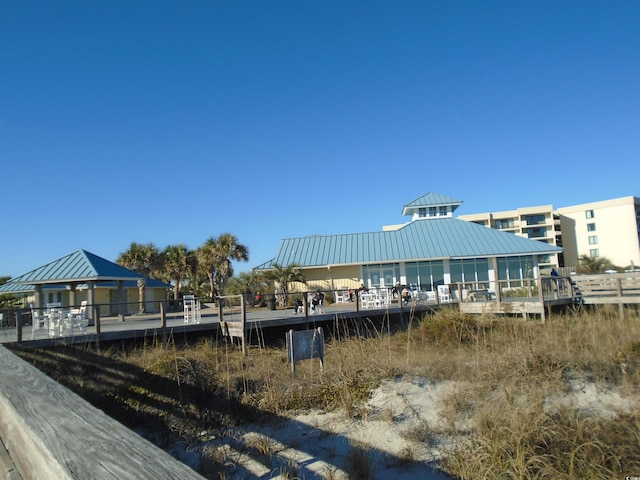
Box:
[391, 282, 413, 305]
[293, 290, 325, 314]
[294, 283, 419, 313]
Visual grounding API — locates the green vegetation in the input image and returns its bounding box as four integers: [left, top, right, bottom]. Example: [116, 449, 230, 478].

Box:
[8, 306, 640, 479]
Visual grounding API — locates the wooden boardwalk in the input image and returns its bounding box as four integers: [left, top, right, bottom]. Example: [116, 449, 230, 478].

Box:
[1, 274, 638, 477]
[0, 300, 436, 347]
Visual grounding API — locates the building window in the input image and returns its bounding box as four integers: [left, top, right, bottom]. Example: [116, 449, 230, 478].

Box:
[588, 236, 598, 245]
[449, 258, 490, 288]
[418, 208, 427, 218]
[429, 206, 437, 217]
[524, 214, 546, 226]
[495, 218, 515, 229]
[525, 227, 547, 239]
[587, 223, 596, 232]
[439, 205, 447, 216]
[497, 256, 535, 288]
[405, 260, 445, 291]
[590, 249, 599, 257]
[586, 210, 595, 219]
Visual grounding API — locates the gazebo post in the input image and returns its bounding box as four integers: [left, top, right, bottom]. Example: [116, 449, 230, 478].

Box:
[117, 280, 126, 321]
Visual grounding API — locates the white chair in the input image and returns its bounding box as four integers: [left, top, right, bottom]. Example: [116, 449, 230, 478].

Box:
[30, 304, 48, 339]
[66, 301, 88, 335]
[335, 290, 345, 303]
[360, 293, 371, 309]
[48, 310, 63, 337]
[183, 295, 201, 324]
[437, 285, 451, 303]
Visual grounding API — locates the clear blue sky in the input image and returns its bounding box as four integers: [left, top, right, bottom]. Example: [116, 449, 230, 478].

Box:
[1, 0, 638, 278]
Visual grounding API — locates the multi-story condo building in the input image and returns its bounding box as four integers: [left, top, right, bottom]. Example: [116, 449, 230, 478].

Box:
[458, 195, 640, 271]
[458, 205, 561, 271]
[556, 196, 640, 270]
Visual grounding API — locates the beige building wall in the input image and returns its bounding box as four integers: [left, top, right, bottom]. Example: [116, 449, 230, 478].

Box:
[557, 196, 640, 269]
[290, 265, 363, 297]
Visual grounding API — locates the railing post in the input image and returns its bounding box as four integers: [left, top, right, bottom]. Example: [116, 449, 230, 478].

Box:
[538, 278, 546, 324]
[217, 297, 223, 323]
[240, 295, 247, 355]
[94, 305, 101, 335]
[16, 309, 23, 343]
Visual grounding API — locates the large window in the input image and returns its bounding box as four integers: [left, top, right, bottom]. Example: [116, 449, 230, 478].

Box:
[439, 205, 447, 216]
[497, 256, 535, 287]
[362, 263, 400, 289]
[449, 258, 490, 288]
[588, 235, 598, 245]
[495, 218, 515, 229]
[524, 227, 547, 239]
[586, 210, 595, 219]
[590, 249, 599, 257]
[587, 223, 596, 232]
[405, 260, 444, 291]
[524, 214, 546, 226]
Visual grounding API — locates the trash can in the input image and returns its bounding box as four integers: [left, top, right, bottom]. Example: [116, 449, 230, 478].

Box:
[267, 296, 276, 311]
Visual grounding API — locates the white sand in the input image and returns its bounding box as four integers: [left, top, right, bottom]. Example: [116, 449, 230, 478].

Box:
[174, 375, 638, 479]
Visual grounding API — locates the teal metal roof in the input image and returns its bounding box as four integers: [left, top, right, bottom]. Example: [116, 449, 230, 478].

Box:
[8, 249, 142, 285]
[0, 283, 46, 293]
[267, 218, 562, 268]
[0, 278, 171, 294]
[402, 192, 462, 215]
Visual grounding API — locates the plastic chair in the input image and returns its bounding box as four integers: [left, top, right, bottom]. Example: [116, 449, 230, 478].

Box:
[183, 295, 201, 324]
[437, 285, 451, 303]
[30, 304, 48, 339]
[66, 301, 88, 335]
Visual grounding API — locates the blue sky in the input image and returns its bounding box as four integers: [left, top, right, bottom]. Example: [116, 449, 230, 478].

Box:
[1, 0, 638, 278]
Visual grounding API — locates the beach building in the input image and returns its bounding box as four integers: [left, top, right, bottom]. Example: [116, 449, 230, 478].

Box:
[556, 196, 640, 270]
[459, 195, 640, 271]
[0, 249, 171, 315]
[255, 193, 562, 300]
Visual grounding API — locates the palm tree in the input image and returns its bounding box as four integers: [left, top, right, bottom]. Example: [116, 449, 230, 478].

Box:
[577, 254, 615, 274]
[197, 233, 249, 299]
[225, 270, 269, 306]
[117, 242, 162, 313]
[162, 244, 193, 300]
[264, 263, 306, 306]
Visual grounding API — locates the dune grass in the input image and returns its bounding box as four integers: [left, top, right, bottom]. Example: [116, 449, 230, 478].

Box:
[8, 305, 640, 479]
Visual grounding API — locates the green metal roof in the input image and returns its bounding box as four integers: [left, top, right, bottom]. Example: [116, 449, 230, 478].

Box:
[8, 249, 142, 285]
[267, 218, 562, 268]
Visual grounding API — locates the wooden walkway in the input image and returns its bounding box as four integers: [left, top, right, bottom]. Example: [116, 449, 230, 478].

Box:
[0, 300, 432, 347]
[571, 272, 640, 305]
[1, 274, 638, 477]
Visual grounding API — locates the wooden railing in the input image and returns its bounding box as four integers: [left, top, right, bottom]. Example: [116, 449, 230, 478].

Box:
[571, 272, 640, 304]
[0, 345, 204, 479]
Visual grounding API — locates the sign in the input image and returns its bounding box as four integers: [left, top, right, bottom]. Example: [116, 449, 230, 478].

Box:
[286, 327, 324, 374]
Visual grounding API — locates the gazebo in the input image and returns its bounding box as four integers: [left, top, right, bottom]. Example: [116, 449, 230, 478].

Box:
[3, 249, 145, 318]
